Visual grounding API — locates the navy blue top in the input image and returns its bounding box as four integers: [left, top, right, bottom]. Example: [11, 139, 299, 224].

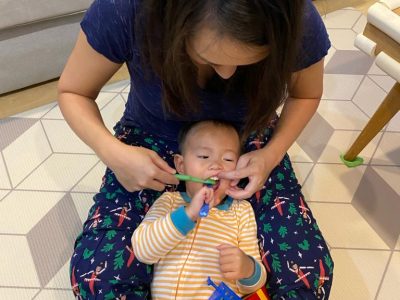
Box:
[81, 0, 330, 141]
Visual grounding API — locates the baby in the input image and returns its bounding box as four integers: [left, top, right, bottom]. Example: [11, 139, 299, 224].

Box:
[131, 120, 266, 299]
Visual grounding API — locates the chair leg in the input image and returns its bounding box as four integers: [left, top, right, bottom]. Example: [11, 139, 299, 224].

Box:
[343, 82, 400, 163]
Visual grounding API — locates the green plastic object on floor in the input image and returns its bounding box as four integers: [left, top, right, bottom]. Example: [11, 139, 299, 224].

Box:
[340, 154, 364, 168]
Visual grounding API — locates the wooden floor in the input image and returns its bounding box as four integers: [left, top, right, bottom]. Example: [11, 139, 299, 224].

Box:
[313, 0, 377, 14]
[0, 0, 378, 119]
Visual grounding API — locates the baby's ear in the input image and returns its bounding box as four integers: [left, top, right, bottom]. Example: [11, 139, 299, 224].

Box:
[174, 154, 184, 174]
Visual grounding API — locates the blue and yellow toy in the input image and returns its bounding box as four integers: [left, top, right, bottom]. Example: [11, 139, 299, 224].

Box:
[207, 277, 241, 300]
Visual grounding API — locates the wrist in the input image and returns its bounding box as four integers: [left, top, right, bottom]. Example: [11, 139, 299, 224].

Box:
[245, 255, 255, 278]
[96, 136, 126, 169]
[238, 256, 262, 286]
[185, 206, 198, 221]
[261, 143, 285, 167]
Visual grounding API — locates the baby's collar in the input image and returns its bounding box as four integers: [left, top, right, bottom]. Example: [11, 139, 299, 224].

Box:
[180, 192, 233, 211]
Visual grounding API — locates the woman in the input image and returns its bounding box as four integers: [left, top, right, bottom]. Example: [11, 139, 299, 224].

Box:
[59, 0, 333, 299]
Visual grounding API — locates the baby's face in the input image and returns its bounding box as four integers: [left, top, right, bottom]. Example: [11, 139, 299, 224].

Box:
[176, 123, 240, 205]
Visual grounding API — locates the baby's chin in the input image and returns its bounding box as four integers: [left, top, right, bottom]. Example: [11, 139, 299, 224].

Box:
[210, 192, 228, 208]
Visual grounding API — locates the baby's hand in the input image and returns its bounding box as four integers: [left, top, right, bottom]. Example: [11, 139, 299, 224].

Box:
[217, 244, 254, 280]
[185, 186, 213, 221]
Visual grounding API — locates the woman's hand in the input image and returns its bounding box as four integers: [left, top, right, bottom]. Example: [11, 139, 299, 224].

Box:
[105, 141, 179, 192]
[218, 147, 282, 199]
[217, 244, 254, 280]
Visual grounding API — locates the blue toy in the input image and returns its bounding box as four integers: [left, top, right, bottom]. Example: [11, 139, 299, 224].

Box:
[207, 277, 241, 300]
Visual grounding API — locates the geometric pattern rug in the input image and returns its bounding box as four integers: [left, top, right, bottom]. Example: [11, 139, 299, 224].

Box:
[0, 8, 399, 300]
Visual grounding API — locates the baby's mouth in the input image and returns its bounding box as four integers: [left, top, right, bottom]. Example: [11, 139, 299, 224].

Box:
[209, 176, 220, 191]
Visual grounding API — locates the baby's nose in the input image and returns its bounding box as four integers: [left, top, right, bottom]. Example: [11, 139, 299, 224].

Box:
[209, 161, 223, 170]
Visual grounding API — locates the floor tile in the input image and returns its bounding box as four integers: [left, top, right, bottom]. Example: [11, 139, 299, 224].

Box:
[296, 112, 335, 162]
[324, 47, 337, 67]
[368, 75, 396, 93]
[0, 235, 40, 287]
[34, 289, 72, 299]
[42, 119, 94, 154]
[0, 156, 11, 189]
[368, 62, 388, 75]
[292, 162, 314, 186]
[121, 92, 129, 103]
[17, 153, 99, 191]
[27, 193, 82, 287]
[318, 130, 381, 164]
[371, 132, 400, 165]
[72, 161, 105, 193]
[308, 203, 390, 249]
[12, 103, 57, 119]
[3, 122, 52, 187]
[70, 192, 95, 224]
[100, 94, 126, 133]
[327, 29, 358, 50]
[0, 117, 39, 151]
[100, 79, 130, 92]
[352, 77, 387, 118]
[0, 288, 39, 300]
[0, 189, 10, 201]
[387, 113, 400, 132]
[396, 236, 400, 250]
[122, 84, 131, 93]
[352, 14, 367, 33]
[288, 142, 313, 163]
[42, 104, 64, 120]
[323, 9, 362, 28]
[303, 164, 366, 203]
[353, 167, 400, 249]
[317, 101, 370, 130]
[0, 191, 64, 234]
[376, 252, 400, 300]
[45, 261, 71, 289]
[325, 50, 374, 75]
[322, 74, 364, 100]
[329, 249, 391, 300]
[372, 166, 400, 196]
[95, 92, 121, 110]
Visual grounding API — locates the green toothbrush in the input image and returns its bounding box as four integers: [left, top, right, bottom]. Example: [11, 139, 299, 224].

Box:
[175, 174, 216, 185]
[175, 174, 217, 218]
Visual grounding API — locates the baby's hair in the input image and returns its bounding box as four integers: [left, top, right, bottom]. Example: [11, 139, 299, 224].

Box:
[178, 120, 241, 154]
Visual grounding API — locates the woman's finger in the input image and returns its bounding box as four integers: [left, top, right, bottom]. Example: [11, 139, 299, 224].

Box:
[147, 179, 167, 191]
[226, 180, 258, 199]
[218, 167, 250, 181]
[151, 152, 177, 175]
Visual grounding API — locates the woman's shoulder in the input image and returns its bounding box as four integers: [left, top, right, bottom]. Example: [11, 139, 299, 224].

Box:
[81, 0, 141, 63]
[296, 0, 331, 70]
[87, 0, 139, 13]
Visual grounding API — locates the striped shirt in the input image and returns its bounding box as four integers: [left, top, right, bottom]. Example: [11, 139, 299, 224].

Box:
[131, 192, 267, 299]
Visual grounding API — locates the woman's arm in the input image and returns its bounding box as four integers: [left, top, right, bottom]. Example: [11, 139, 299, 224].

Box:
[58, 30, 122, 161]
[220, 58, 324, 199]
[263, 58, 324, 165]
[58, 30, 178, 192]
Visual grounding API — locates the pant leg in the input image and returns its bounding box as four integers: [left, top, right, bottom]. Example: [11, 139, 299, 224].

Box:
[69, 124, 179, 300]
[244, 127, 334, 300]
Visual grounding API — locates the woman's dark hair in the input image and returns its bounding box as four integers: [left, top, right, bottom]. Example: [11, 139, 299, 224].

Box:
[136, 0, 305, 136]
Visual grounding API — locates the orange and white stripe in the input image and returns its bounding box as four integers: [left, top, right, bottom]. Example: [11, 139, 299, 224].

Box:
[131, 192, 267, 299]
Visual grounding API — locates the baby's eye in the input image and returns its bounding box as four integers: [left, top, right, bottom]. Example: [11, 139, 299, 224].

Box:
[223, 158, 236, 162]
[197, 155, 209, 159]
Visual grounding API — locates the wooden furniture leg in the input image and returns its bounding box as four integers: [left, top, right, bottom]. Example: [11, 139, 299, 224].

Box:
[342, 82, 400, 166]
